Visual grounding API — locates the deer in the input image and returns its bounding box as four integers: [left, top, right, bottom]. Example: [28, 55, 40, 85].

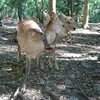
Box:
[16, 12, 76, 92]
[16, 12, 76, 70]
[43, 12, 76, 69]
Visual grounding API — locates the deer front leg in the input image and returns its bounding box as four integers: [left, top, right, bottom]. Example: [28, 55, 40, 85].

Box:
[52, 49, 59, 70]
[48, 50, 53, 69]
[48, 48, 59, 70]
[17, 44, 21, 62]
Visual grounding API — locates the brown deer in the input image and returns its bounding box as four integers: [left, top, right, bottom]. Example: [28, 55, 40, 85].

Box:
[16, 12, 76, 70]
[43, 12, 76, 70]
[17, 12, 75, 91]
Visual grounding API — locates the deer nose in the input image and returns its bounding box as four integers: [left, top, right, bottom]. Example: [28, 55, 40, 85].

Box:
[73, 27, 76, 30]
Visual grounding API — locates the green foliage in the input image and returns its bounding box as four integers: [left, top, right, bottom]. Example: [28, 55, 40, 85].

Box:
[56, 0, 68, 15]
[89, 0, 100, 22]
[0, 0, 100, 23]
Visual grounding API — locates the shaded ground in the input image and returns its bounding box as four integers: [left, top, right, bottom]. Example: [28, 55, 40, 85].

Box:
[0, 19, 100, 100]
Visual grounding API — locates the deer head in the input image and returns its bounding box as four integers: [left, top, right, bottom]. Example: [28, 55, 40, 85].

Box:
[60, 13, 76, 31]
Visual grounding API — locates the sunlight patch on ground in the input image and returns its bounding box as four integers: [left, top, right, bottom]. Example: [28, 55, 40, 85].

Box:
[57, 43, 100, 51]
[57, 84, 66, 90]
[0, 94, 10, 100]
[0, 89, 43, 100]
[3, 25, 17, 29]
[57, 52, 98, 61]
[72, 29, 100, 35]
[58, 52, 84, 58]
[56, 43, 69, 47]
[0, 36, 9, 41]
[0, 45, 17, 53]
[24, 89, 43, 99]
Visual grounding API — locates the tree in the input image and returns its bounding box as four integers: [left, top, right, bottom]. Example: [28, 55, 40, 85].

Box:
[70, 0, 74, 17]
[0, 0, 100, 23]
[41, 0, 44, 23]
[0, 17, 2, 26]
[82, 0, 89, 29]
[34, 0, 41, 22]
[17, 0, 23, 21]
[49, 0, 56, 14]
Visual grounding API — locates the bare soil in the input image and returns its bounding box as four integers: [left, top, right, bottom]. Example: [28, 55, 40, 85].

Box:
[0, 19, 100, 100]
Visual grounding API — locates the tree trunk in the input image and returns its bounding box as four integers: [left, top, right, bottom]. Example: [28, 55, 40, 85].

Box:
[70, 0, 74, 17]
[67, 0, 70, 16]
[18, 6, 22, 21]
[34, 0, 41, 22]
[41, 0, 44, 23]
[0, 17, 2, 26]
[49, 0, 56, 14]
[82, 0, 89, 29]
[17, 1, 23, 21]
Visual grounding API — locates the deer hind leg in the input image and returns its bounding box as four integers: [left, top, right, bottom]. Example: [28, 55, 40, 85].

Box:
[17, 44, 21, 62]
[22, 55, 31, 92]
[36, 55, 46, 84]
[37, 54, 44, 70]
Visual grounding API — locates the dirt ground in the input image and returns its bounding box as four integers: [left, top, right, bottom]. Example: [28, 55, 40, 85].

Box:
[0, 19, 100, 100]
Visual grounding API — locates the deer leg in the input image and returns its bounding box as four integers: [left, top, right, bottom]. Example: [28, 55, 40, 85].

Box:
[36, 55, 47, 84]
[22, 55, 31, 92]
[17, 44, 21, 62]
[37, 55, 44, 70]
[49, 49, 59, 70]
[52, 49, 59, 70]
[48, 50, 53, 69]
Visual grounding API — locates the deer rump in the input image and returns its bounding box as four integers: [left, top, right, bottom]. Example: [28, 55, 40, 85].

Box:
[17, 20, 45, 59]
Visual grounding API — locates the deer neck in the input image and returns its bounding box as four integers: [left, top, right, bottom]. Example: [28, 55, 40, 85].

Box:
[45, 30, 57, 45]
[44, 20, 57, 45]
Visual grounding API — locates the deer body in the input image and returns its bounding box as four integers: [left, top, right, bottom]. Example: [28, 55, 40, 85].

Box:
[43, 12, 76, 70]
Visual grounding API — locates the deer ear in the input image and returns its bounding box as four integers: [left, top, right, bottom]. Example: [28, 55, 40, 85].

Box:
[60, 12, 66, 19]
[43, 11, 50, 22]
[50, 12, 56, 20]
[72, 16, 77, 21]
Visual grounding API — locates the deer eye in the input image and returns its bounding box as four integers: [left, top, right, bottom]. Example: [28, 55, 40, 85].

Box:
[63, 25, 64, 27]
[68, 21, 70, 24]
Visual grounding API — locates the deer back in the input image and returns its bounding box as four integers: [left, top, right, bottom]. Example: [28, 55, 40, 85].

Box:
[17, 20, 44, 58]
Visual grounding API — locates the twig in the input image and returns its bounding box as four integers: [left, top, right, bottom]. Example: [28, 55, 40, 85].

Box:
[0, 85, 8, 93]
[76, 92, 90, 100]
[42, 89, 60, 100]
[0, 61, 24, 67]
